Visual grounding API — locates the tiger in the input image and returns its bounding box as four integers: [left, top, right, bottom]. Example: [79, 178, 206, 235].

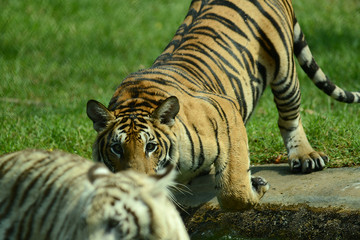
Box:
[86, 0, 360, 211]
[0, 149, 189, 240]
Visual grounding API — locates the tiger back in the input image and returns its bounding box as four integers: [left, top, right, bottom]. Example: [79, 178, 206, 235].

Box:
[0, 149, 189, 240]
[87, 0, 360, 211]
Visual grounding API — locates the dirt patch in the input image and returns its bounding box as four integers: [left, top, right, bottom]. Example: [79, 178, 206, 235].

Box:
[181, 203, 360, 240]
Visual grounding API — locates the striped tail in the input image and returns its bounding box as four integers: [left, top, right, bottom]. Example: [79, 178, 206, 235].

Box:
[293, 18, 360, 103]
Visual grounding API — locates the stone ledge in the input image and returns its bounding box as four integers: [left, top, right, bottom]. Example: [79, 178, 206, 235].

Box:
[175, 164, 360, 239]
[181, 203, 360, 239]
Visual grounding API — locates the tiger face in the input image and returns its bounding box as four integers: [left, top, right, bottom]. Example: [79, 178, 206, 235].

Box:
[0, 149, 189, 240]
[87, 96, 180, 174]
[86, 164, 189, 240]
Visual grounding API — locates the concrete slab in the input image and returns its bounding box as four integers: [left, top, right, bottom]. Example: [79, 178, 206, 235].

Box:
[253, 164, 360, 210]
[175, 164, 360, 210]
[175, 165, 360, 239]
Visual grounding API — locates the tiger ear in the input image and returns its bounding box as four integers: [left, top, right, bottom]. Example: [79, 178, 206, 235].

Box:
[87, 100, 115, 132]
[87, 164, 111, 184]
[152, 96, 179, 126]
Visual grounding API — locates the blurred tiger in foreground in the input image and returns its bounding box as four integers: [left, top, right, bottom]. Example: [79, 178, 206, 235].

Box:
[0, 149, 189, 240]
[87, 0, 360, 210]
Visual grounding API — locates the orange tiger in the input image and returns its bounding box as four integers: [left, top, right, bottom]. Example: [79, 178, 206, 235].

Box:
[87, 0, 359, 210]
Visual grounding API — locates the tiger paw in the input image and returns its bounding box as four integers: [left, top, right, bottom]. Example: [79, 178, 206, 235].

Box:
[289, 151, 329, 173]
[251, 176, 269, 198]
[217, 176, 269, 211]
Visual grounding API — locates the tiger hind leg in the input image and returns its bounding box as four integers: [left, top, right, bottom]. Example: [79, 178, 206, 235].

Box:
[278, 116, 329, 173]
[272, 72, 329, 173]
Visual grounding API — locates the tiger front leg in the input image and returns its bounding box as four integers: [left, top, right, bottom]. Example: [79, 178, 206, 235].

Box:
[279, 116, 329, 173]
[215, 146, 269, 211]
[214, 118, 269, 211]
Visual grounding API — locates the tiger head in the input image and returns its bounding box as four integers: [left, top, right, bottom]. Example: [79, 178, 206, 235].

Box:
[85, 164, 189, 240]
[86, 96, 180, 174]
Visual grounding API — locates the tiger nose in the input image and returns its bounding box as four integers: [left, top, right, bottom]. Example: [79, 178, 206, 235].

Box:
[122, 142, 148, 173]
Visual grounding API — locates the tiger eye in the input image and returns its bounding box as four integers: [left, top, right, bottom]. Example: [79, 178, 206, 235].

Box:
[106, 218, 120, 232]
[145, 142, 157, 153]
[111, 144, 123, 157]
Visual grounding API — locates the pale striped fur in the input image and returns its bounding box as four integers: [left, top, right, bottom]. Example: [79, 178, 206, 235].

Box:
[0, 149, 189, 240]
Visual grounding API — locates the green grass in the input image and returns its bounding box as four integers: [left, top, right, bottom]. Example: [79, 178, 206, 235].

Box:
[1, 0, 359, 168]
[247, 0, 360, 167]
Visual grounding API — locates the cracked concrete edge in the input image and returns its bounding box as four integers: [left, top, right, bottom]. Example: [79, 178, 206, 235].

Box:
[175, 165, 360, 239]
[181, 202, 360, 239]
